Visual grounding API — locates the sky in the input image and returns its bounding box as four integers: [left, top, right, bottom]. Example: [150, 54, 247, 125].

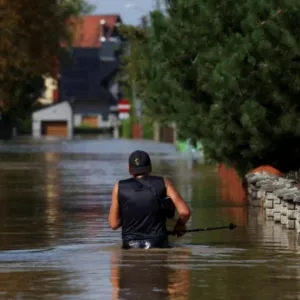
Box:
[87, 0, 161, 25]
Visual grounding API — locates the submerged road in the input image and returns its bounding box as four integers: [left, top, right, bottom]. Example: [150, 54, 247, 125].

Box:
[0, 137, 299, 300]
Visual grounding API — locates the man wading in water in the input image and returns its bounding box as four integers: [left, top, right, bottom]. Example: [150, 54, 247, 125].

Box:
[108, 150, 191, 249]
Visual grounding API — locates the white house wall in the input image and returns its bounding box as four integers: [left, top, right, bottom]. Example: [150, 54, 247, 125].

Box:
[32, 101, 73, 138]
[32, 102, 120, 138]
[74, 114, 82, 126]
[73, 114, 116, 128]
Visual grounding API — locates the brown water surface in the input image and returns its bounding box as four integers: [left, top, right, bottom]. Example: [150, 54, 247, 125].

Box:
[0, 138, 299, 300]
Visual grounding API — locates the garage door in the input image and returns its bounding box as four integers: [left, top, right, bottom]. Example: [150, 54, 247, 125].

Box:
[82, 116, 99, 128]
[41, 121, 68, 137]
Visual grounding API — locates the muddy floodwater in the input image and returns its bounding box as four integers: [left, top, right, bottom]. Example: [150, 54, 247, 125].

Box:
[0, 138, 299, 300]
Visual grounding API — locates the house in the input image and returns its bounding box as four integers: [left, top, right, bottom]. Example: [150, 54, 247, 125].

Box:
[32, 101, 73, 138]
[32, 14, 125, 138]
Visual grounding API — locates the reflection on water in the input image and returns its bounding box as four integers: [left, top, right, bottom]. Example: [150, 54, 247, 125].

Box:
[0, 138, 299, 300]
[110, 249, 190, 300]
[0, 269, 84, 300]
[43, 152, 61, 242]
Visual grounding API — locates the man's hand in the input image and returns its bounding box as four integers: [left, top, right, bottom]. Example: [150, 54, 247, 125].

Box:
[171, 220, 187, 237]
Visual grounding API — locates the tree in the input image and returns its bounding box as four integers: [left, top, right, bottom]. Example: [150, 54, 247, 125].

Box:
[117, 20, 150, 114]
[0, 0, 95, 111]
[0, 0, 95, 138]
[120, 0, 300, 175]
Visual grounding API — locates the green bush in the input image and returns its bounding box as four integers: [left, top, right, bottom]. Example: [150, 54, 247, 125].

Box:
[142, 119, 154, 140]
[120, 118, 132, 139]
[119, 115, 154, 140]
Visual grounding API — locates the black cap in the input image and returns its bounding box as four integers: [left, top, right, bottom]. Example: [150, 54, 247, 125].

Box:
[129, 150, 152, 175]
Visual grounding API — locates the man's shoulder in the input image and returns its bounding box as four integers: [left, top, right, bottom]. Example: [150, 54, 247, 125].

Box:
[118, 175, 165, 185]
[148, 175, 166, 187]
[149, 175, 164, 180]
[118, 177, 135, 184]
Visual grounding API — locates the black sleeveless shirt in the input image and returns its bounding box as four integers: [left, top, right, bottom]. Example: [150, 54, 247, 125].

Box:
[118, 175, 168, 241]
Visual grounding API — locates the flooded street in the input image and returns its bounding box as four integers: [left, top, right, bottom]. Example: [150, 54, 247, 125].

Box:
[0, 138, 299, 300]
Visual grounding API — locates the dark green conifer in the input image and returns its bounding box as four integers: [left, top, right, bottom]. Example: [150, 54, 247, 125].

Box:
[120, 0, 300, 174]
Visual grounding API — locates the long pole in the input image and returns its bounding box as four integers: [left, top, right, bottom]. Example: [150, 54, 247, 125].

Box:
[168, 223, 237, 235]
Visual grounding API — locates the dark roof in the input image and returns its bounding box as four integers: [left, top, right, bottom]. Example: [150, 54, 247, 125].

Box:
[59, 48, 119, 102]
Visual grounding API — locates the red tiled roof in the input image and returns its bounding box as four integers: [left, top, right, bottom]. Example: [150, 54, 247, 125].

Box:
[247, 165, 284, 176]
[70, 15, 121, 48]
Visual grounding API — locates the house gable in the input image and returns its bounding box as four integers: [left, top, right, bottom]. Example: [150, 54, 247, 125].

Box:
[32, 101, 72, 120]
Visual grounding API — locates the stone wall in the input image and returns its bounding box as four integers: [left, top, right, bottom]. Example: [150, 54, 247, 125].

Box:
[245, 171, 300, 233]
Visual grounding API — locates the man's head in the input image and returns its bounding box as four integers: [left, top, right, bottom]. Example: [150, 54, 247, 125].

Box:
[128, 150, 152, 176]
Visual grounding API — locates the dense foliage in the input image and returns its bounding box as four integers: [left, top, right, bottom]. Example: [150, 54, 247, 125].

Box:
[0, 0, 94, 115]
[119, 0, 300, 174]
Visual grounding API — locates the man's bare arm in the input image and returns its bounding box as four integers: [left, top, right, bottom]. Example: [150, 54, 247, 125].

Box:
[164, 178, 191, 225]
[108, 182, 121, 230]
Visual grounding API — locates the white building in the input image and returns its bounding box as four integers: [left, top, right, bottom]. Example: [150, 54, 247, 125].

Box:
[32, 101, 73, 138]
[32, 102, 120, 139]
